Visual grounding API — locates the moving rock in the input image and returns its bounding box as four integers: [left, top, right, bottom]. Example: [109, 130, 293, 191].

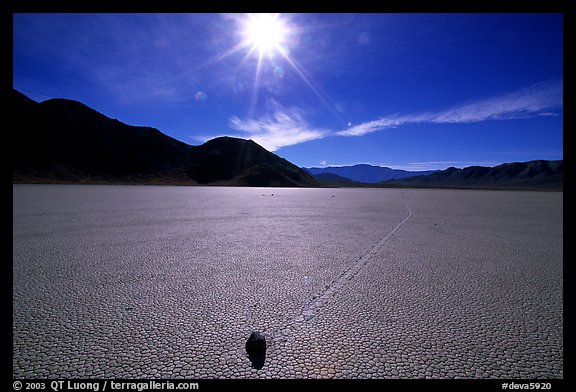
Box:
[245, 331, 266, 369]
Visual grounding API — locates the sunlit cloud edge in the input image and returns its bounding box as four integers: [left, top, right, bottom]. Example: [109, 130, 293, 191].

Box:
[193, 80, 562, 153]
[194, 103, 328, 152]
[337, 80, 563, 137]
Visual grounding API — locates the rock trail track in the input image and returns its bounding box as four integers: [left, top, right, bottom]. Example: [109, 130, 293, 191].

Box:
[272, 200, 413, 346]
[13, 186, 563, 379]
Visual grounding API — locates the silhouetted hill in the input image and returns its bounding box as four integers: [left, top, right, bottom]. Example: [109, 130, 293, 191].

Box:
[383, 160, 563, 190]
[186, 137, 317, 187]
[11, 89, 317, 187]
[304, 164, 437, 183]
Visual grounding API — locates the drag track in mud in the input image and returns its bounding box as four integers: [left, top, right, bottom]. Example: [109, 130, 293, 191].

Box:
[13, 185, 563, 379]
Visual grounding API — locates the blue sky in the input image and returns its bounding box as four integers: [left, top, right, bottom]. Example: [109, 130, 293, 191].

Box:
[13, 13, 563, 170]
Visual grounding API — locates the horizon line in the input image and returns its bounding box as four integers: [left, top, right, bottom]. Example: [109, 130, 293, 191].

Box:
[302, 158, 563, 172]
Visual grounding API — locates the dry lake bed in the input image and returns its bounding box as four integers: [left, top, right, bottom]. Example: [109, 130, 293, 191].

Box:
[12, 185, 563, 379]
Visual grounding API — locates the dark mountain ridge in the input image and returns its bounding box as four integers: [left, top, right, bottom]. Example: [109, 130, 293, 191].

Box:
[383, 160, 563, 190]
[11, 89, 561, 190]
[11, 89, 317, 187]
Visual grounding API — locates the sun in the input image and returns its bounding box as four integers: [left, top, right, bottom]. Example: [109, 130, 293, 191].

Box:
[242, 13, 288, 57]
[219, 13, 335, 117]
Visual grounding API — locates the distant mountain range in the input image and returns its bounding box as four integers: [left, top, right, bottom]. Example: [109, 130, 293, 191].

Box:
[11, 89, 562, 190]
[11, 89, 317, 187]
[383, 160, 563, 190]
[304, 164, 437, 183]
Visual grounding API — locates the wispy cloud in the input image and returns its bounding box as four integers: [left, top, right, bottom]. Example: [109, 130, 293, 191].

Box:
[338, 80, 563, 136]
[195, 80, 562, 152]
[227, 102, 328, 151]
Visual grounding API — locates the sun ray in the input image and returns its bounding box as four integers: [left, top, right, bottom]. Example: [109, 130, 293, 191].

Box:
[220, 13, 345, 124]
[277, 50, 346, 124]
[249, 52, 265, 117]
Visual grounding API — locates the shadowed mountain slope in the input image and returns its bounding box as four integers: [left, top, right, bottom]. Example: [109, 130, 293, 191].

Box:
[383, 160, 563, 190]
[11, 89, 317, 187]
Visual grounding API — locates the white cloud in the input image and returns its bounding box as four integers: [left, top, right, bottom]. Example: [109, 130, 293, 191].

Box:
[195, 80, 562, 151]
[337, 116, 405, 136]
[228, 103, 328, 151]
[337, 80, 563, 137]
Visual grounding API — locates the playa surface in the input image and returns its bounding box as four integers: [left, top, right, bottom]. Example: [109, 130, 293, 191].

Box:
[12, 185, 563, 378]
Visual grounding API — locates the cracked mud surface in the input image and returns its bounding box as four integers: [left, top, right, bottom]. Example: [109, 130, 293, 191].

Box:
[13, 185, 562, 378]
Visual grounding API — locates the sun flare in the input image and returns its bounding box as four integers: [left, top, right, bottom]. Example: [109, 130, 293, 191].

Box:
[243, 13, 288, 56]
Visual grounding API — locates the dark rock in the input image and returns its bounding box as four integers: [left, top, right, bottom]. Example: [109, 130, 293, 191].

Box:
[246, 331, 266, 356]
[245, 331, 266, 369]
